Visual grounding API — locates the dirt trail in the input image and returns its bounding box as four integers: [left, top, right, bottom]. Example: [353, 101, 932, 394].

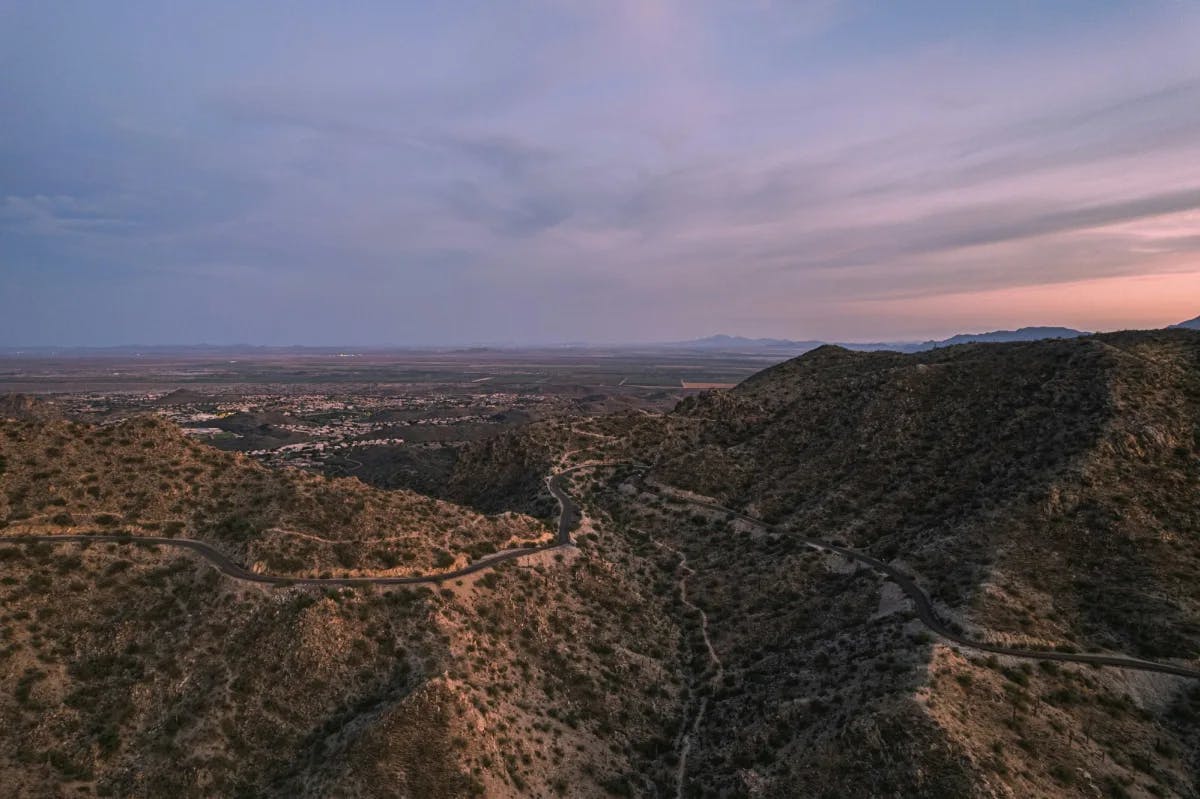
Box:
[653, 539, 724, 799]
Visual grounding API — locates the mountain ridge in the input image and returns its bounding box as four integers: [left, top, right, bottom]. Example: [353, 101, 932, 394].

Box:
[5, 328, 1200, 796]
[630, 328, 1200, 795]
[668, 325, 1090, 353]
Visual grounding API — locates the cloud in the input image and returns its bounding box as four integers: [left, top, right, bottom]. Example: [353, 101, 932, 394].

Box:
[0, 195, 140, 237]
[442, 180, 572, 237]
[757, 187, 1200, 274]
[3, 0, 1200, 344]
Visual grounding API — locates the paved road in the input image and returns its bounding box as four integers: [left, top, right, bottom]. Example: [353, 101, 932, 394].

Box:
[547, 460, 648, 544]
[3, 463, 613, 588]
[7, 461, 1196, 680]
[650, 483, 1200, 680]
[3, 534, 550, 587]
[548, 467, 583, 544]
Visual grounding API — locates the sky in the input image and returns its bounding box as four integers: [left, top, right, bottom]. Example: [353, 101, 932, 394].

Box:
[2, 0, 1200, 346]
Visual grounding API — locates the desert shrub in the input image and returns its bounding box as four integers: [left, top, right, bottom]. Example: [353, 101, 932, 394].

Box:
[1049, 764, 1076, 785]
[96, 725, 121, 755]
[47, 750, 92, 780]
[54, 555, 83, 573]
[103, 560, 131, 576]
[15, 669, 46, 706]
[466, 540, 498, 559]
[600, 775, 634, 796]
[333, 543, 357, 569]
[210, 515, 260, 542]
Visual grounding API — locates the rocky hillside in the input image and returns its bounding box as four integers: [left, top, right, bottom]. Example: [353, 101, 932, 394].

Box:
[5, 332, 1200, 797]
[0, 512, 688, 797]
[631, 329, 1200, 796]
[0, 414, 547, 578]
[657, 330, 1200, 660]
[0, 423, 691, 796]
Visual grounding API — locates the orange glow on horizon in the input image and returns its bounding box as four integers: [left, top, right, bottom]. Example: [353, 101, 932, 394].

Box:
[850, 269, 1200, 336]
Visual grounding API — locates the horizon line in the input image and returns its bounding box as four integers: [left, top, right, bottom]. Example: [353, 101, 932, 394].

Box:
[1, 319, 1196, 352]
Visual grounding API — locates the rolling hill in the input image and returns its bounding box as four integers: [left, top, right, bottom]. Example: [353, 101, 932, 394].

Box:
[0, 412, 690, 797]
[0, 413, 547, 578]
[632, 329, 1200, 796]
[5, 330, 1200, 797]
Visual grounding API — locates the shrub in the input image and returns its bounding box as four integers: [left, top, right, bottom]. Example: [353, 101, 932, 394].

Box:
[210, 515, 260, 542]
[1049, 764, 1075, 785]
[15, 668, 46, 706]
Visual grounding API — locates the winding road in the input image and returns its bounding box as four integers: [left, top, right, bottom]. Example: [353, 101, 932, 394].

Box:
[650, 483, 1200, 680]
[4, 461, 1198, 679]
[2, 533, 552, 587]
[3, 464, 600, 588]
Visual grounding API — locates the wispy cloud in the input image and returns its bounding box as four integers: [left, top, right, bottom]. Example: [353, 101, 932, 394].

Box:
[2, 0, 1199, 344]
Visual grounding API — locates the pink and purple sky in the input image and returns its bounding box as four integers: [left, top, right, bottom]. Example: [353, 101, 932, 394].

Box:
[2, 1, 1199, 345]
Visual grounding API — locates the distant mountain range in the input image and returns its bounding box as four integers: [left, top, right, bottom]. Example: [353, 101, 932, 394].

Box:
[665, 334, 828, 352]
[1173, 315, 1200, 330]
[924, 326, 1087, 347]
[668, 326, 1090, 354]
[2, 319, 1195, 355]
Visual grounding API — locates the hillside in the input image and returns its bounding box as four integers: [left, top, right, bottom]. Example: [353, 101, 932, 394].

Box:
[0, 418, 694, 797]
[657, 331, 1200, 656]
[1175, 316, 1200, 331]
[0, 414, 547, 578]
[631, 329, 1200, 796]
[0, 512, 690, 797]
[5, 332, 1200, 797]
[429, 329, 1200, 796]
